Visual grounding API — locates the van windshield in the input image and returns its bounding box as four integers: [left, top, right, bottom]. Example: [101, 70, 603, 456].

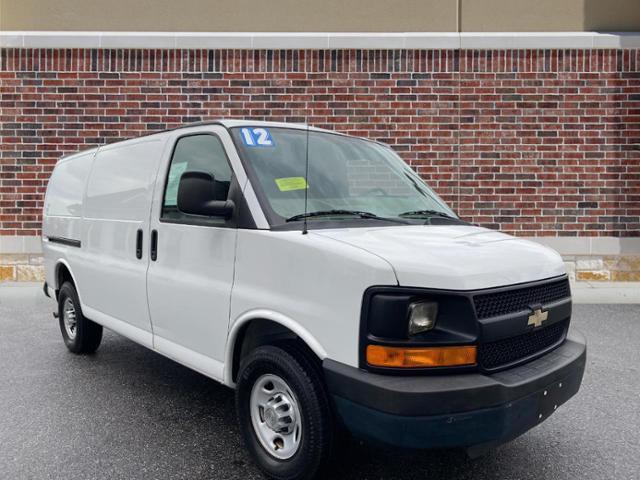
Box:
[231, 127, 457, 227]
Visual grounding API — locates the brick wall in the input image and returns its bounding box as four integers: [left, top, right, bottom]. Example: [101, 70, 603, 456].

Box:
[1, 48, 639, 238]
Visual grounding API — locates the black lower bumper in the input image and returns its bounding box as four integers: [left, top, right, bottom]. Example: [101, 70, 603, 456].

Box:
[324, 331, 586, 450]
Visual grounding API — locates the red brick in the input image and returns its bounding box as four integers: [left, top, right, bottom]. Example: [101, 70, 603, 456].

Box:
[0, 47, 638, 236]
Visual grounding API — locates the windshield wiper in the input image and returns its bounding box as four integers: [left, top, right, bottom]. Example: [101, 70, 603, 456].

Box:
[398, 209, 457, 219]
[286, 209, 402, 223]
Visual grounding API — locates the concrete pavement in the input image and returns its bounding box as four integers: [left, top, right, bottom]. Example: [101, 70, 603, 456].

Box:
[570, 281, 640, 304]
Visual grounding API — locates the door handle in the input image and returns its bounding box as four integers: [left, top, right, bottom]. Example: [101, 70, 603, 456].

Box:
[136, 229, 143, 259]
[150, 229, 158, 261]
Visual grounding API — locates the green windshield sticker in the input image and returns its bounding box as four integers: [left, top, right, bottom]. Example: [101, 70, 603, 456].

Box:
[275, 177, 309, 192]
[164, 162, 188, 206]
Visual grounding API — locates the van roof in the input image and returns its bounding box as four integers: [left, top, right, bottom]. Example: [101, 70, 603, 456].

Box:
[148, 119, 335, 138]
[215, 119, 329, 132]
[56, 119, 371, 163]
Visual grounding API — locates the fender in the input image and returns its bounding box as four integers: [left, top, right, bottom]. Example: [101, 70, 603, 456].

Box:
[53, 258, 84, 305]
[224, 309, 328, 386]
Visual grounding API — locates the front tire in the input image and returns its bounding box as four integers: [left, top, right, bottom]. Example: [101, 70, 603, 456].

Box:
[58, 282, 103, 354]
[236, 344, 334, 480]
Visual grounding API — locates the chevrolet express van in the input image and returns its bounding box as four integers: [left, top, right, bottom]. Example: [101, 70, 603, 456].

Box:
[43, 120, 586, 480]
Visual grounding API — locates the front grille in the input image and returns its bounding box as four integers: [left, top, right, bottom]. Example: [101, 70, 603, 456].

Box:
[473, 278, 570, 320]
[478, 320, 568, 370]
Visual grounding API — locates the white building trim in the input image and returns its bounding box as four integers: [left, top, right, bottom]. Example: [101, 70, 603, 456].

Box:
[1, 31, 639, 50]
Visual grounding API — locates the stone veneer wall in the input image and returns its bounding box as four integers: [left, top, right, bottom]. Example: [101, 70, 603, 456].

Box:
[0, 254, 44, 281]
[564, 255, 640, 281]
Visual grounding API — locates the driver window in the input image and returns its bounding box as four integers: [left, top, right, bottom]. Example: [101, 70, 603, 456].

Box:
[162, 134, 233, 222]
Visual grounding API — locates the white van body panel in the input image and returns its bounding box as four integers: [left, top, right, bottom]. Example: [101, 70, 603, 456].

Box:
[44, 150, 95, 218]
[146, 125, 247, 381]
[43, 150, 97, 294]
[314, 225, 566, 291]
[225, 307, 330, 384]
[76, 136, 169, 346]
[228, 229, 397, 371]
[153, 334, 225, 381]
[82, 304, 154, 348]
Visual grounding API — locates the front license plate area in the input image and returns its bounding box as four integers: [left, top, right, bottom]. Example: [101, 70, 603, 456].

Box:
[536, 371, 582, 423]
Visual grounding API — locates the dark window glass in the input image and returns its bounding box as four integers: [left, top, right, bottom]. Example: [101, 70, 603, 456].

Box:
[230, 127, 455, 226]
[162, 134, 233, 222]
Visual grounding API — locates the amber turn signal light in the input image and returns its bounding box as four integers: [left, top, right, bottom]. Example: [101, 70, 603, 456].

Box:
[366, 344, 477, 368]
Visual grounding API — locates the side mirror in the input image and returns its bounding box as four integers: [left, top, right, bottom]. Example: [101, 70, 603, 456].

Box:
[177, 171, 234, 219]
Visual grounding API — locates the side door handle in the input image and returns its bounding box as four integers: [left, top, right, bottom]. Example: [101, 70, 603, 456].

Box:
[150, 229, 158, 261]
[136, 229, 143, 259]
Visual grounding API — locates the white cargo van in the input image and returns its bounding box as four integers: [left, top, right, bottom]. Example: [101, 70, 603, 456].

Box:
[43, 120, 586, 479]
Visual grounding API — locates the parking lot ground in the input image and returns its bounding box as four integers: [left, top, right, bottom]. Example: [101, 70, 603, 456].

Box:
[1, 283, 639, 480]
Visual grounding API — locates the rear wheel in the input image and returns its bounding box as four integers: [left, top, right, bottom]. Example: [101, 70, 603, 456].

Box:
[58, 282, 102, 354]
[236, 344, 335, 480]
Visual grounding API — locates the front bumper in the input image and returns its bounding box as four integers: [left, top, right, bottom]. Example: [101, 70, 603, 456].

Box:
[324, 330, 586, 451]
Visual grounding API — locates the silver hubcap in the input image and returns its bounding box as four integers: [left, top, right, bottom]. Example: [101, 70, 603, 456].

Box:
[62, 297, 77, 340]
[250, 374, 302, 460]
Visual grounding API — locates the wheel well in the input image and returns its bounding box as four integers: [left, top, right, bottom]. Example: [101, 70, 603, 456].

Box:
[56, 263, 74, 292]
[231, 319, 320, 382]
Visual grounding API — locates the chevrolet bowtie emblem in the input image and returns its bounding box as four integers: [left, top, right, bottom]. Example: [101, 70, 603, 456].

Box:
[527, 308, 549, 328]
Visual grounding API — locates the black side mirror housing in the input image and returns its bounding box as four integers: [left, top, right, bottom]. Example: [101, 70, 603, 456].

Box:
[177, 171, 234, 219]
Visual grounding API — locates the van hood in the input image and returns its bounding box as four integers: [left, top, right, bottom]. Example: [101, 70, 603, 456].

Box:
[313, 225, 565, 290]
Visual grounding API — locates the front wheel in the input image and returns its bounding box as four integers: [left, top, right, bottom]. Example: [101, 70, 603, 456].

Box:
[58, 282, 103, 354]
[236, 344, 335, 480]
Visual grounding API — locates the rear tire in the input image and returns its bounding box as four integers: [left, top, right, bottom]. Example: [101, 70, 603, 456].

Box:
[58, 281, 102, 354]
[236, 344, 335, 480]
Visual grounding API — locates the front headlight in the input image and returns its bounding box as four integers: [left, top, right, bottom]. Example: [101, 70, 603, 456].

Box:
[407, 301, 438, 336]
[361, 287, 478, 372]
